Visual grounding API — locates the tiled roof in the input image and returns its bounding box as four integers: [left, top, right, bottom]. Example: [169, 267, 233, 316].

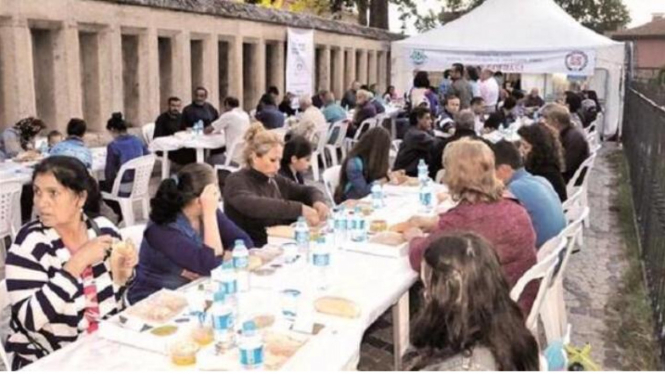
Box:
[611, 17, 665, 39]
[92, 0, 404, 41]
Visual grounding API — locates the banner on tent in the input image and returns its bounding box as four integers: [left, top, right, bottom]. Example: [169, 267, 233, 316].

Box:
[406, 48, 596, 76]
[286, 28, 314, 97]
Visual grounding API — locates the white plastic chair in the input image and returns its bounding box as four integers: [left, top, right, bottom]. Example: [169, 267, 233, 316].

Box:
[142, 123, 155, 146]
[119, 224, 146, 253]
[325, 120, 350, 166]
[540, 208, 589, 343]
[1, 279, 13, 371]
[0, 182, 22, 264]
[345, 117, 378, 152]
[322, 165, 342, 204]
[390, 139, 402, 169]
[222, 139, 245, 168]
[101, 154, 156, 227]
[562, 188, 585, 224]
[566, 153, 596, 227]
[311, 126, 332, 182]
[586, 130, 600, 150]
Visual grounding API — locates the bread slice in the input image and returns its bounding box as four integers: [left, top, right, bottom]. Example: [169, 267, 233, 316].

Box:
[314, 297, 361, 319]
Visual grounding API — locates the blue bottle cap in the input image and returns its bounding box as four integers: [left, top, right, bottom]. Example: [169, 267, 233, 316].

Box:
[214, 291, 226, 303]
[234, 239, 245, 247]
[242, 320, 256, 333]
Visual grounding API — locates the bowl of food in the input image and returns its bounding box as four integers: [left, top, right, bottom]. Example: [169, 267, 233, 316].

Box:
[169, 340, 199, 366]
[369, 219, 388, 234]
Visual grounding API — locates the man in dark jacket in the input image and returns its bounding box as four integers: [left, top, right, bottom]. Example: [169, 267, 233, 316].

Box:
[341, 81, 361, 109]
[256, 94, 285, 129]
[181, 87, 219, 129]
[394, 107, 440, 176]
[429, 109, 483, 179]
[541, 103, 590, 183]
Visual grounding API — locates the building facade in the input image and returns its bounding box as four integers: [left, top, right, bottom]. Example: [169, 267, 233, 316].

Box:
[0, 0, 399, 133]
[612, 14, 665, 80]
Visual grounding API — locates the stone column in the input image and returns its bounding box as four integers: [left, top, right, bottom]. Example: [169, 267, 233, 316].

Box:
[137, 27, 160, 127]
[357, 49, 368, 85]
[202, 34, 219, 112]
[345, 47, 356, 89]
[254, 39, 266, 107]
[57, 21, 83, 129]
[0, 17, 36, 129]
[226, 35, 243, 107]
[317, 45, 331, 92]
[173, 30, 192, 104]
[368, 50, 378, 86]
[272, 41, 285, 96]
[377, 50, 388, 94]
[98, 24, 124, 118]
[332, 46, 344, 100]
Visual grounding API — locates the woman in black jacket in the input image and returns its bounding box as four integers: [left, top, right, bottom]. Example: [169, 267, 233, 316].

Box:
[518, 124, 568, 202]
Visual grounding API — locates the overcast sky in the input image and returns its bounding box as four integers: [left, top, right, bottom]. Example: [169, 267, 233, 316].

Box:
[389, 0, 665, 35]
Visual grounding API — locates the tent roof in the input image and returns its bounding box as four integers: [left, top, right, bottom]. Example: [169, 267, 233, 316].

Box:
[395, 0, 620, 52]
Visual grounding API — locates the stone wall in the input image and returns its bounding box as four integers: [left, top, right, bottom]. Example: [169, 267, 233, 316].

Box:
[0, 0, 400, 133]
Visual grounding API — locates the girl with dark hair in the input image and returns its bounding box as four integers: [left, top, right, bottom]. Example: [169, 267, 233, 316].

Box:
[5, 156, 137, 369]
[518, 124, 568, 201]
[334, 127, 394, 204]
[0, 117, 46, 161]
[409, 71, 438, 115]
[279, 135, 312, 184]
[127, 163, 252, 304]
[382, 85, 397, 103]
[404, 233, 540, 371]
[100, 112, 149, 223]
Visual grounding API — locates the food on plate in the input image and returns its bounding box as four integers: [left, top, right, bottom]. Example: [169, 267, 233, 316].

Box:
[191, 325, 214, 346]
[267, 225, 294, 239]
[263, 332, 307, 370]
[13, 150, 42, 163]
[369, 219, 388, 234]
[126, 291, 188, 324]
[169, 340, 199, 366]
[389, 221, 413, 234]
[248, 255, 263, 271]
[253, 314, 276, 329]
[369, 231, 406, 246]
[314, 296, 361, 319]
[150, 325, 178, 337]
[401, 177, 420, 187]
[110, 239, 137, 285]
[253, 268, 276, 276]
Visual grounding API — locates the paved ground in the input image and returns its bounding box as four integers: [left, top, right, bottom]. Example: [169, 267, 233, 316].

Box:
[0, 143, 633, 371]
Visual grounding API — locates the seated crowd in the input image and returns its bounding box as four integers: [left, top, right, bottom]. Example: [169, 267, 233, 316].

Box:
[2, 63, 598, 370]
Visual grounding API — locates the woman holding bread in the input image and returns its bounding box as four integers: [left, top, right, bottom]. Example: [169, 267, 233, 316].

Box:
[405, 138, 538, 316]
[5, 156, 138, 370]
[223, 124, 329, 247]
[403, 233, 539, 371]
[128, 163, 253, 304]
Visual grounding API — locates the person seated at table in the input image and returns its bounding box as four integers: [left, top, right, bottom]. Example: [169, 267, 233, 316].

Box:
[517, 124, 568, 202]
[369, 91, 386, 114]
[409, 71, 438, 115]
[394, 107, 439, 177]
[5, 156, 137, 370]
[341, 81, 361, 110]
[256, 86, 280, 114]
[483, 111, 503, 134]
[321, 91, 347, 124]
[383, 85, 397, 104]
[279, 136, 312, 185]
[403, 233, 539, 371]
[405, 138, 538, 315]
[46, 130, 63, 152]
[181, 87, 220, 130]
[255, 94, 285, 130]
[100, 112, 150, 224]
[347, 89, 377, 139]
[541, 103, 589, 183]
[154, 96, 183, 139]
[428, 110, 482, 180]
[206, 96, 250, 166]
[223, 124, 328, 246]
[0, 117, 46, 161]
[289, 95, 328, 145]
[311, 89, 327, 109]
[128, 163, 252, 304]
[278, 92, 297, 117]
[49, 118, 93, 168]
[334, 127, 393, 204]
[435, 95, 460, 134]
[492, 140, 566, 248]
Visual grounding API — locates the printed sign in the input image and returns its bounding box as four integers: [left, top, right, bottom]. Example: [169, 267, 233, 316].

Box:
[286, 28, 314, 97]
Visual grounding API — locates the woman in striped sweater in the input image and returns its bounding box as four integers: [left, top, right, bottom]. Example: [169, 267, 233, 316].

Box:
[5, 156, 137, 370]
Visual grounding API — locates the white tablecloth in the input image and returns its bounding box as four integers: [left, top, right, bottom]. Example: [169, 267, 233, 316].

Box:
[149, 132, 226, 179]
[0, 147, 107, 185]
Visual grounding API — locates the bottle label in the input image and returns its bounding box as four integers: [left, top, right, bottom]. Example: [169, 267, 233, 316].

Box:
[420, 191, 432, 207]
[233, 256, 248, 269]
[240, 346, 264, 367]
[213, 312, 234, 331]
[221, 280, 237, 295]
[295, 230, 309, 244]
[312, 253, 330, 267]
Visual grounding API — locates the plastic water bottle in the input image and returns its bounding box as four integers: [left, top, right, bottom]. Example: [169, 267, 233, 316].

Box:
[211, 291, 236, 350]
[311, 236, 331, 290]
[371, 182, 384, 209]
[333, 207, 346, 249]
[194, 120, 204, 136]
[294, 216, 310, 258]
[419, 178, 434, 213]
[351, 207, 367, 242]
[239, 321, 264, 370]
[219, 262, 239, 319]
[417, 159, 428, 184]
[232, 240, 250, 293]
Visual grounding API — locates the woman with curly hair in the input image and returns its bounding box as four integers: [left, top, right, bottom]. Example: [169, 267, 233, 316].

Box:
[403, 233, 540, 371]
[518, 124, 568, 201]
[0, 117, 46, 160]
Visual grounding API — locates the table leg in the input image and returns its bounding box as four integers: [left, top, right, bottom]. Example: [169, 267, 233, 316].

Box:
[196, 148, 204, 163]
[392, 291, 410, 370]
[161, 151, 170, 179]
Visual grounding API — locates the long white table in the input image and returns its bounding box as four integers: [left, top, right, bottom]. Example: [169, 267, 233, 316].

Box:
[22, 185, 457, 371]
[0, 147, 107, 185]
[150, 132, 226, 179]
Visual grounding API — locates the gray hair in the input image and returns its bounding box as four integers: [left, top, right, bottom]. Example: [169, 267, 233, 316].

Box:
[455, 109, 476, 131]
[299, 95, 313, 108]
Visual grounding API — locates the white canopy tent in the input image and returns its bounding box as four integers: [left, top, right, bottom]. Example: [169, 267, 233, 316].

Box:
[391, 0, 626, 137]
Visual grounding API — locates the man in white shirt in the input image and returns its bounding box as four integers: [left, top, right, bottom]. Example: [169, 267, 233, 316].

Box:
[479, 69, 500, 113]
[290, 95, 328, 145]
[207, 96, 250, 165]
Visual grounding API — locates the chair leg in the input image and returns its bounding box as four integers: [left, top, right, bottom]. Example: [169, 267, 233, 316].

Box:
[141, 198, 150, 222]
[0, 237, 6, 268]
[582, 190, 590, 228]
[119, 200, 135, 227]
[311, 152, 320, 182]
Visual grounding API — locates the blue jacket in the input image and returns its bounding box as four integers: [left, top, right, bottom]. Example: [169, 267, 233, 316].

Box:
[507, 168, 566, 248]
[127, 210, 253, 304]
[105, 134, 149, 190]
[322, 103, 347, 124]
[256, 105, 285, 129]
[339, 157, 374, 203]
[49, 137, 92, 168]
